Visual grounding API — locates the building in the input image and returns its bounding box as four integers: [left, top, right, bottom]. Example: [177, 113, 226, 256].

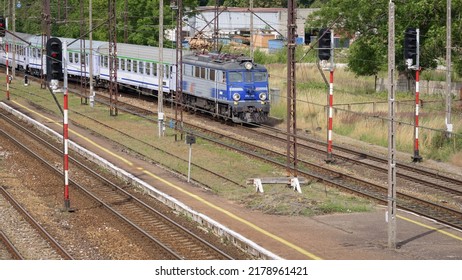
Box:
[184, 7, 319, 47]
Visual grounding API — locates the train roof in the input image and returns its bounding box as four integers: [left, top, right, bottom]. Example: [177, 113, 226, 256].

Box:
[182, 52, 267, 71]
[3, 32, 106, 52]
[98, 42, 192, 65]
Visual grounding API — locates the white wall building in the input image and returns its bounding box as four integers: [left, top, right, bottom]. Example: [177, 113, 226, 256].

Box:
[186, 7, 318, 42]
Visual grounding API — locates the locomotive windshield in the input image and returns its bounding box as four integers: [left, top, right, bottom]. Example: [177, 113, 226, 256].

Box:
[228, 71, 268, 83]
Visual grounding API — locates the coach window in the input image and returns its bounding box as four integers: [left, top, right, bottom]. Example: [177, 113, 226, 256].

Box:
[200, 67, 206, 79]
[145, 62, 151, 75]
[133, 60, 138, 73]
[209, 69, 215, 81]
[69, 53, 73, 63]
[104, 56, 108, 68]
[127, 59, 132, 72]
[121, 59, 126, 71]
[85, 54, 89, 65]
[75, 53, 79, 64]
[184, 64, 192, 77]
[139, 61, 144, 74]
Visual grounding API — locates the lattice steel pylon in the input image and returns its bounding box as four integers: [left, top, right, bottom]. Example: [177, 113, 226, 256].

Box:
[80, 0, 88, 104]
[108, 0, 118, 116]
[174, 0, 183, 140]
[286, 0, 297, 177]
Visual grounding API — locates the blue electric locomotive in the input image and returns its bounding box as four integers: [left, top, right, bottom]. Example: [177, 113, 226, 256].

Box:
[182, 52, 270, 123]
[1, 32, 271, 124]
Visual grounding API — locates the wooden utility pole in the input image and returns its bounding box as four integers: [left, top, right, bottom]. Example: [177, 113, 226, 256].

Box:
[387, 0, 397, 249]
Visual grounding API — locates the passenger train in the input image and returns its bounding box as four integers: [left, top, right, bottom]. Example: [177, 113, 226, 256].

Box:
[0, 32, 270, 123]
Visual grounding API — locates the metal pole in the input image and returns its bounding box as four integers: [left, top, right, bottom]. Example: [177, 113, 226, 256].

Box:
[89, 0, 95, 107]
[326, 69, 334, 163]
[412, 68, 422, 162]
[187, 144, 192, 182]
[387, 0, 397, 249]
[10, 0, 15, 78]
[63, 41, 70, 210]
[158, 0, 164, 137]
[286, 0, 297, 177]
[80, 0, 88, 105]
[445, 0, 452, 135]
[250, 0, 254, 61]
[6, 43, 9, 100]
[124, 0, 128, 43]
[326, 30, 335, 163]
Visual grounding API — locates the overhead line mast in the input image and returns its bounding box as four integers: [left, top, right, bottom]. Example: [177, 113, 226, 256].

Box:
[108, 0, 118, 116]
[286, 0, 297, 177]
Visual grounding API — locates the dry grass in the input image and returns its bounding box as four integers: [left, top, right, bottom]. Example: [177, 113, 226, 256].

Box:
[268, 64, 462, 165]
[4, 78, 374, 216]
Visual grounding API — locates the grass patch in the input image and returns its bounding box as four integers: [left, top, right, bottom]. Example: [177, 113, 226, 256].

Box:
[5, 77, 377, 217]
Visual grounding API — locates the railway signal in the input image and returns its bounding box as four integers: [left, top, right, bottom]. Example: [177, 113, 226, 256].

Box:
[318, 28, 332, 61]
[403, 28, 422, 162]
[46, 38, 63, 82]
[0, 16, 5, 37]
[404, 28, 418, 69]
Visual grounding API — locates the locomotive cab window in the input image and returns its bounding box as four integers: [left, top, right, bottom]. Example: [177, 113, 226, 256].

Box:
[229, 72, 242, 83]
[244, 72, 252, 83]
[254, 72, 268, 82]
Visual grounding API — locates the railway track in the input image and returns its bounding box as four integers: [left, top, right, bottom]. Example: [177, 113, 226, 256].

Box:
[0, 230, 23, 260]
[0, 111, 235, 260]
[0, 187, 73, 260]
[87, 93, 462, 230]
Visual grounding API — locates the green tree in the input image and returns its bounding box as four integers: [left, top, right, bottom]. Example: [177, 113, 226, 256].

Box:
[306, 0, 462, 76]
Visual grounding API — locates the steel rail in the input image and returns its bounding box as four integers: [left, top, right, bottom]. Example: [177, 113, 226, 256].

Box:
[0, 186, 73, 260]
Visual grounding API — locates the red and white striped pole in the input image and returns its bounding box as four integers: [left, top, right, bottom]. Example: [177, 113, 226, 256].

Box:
[63, 41, 71, 209]
[412, 68, 422, 162]
[63, 86, 70, 208]
[6, 44, 9, 100]
[326, 69, 334, 163]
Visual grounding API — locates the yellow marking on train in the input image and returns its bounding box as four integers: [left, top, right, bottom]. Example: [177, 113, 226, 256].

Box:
[398, 215, 462, 241]
[141, 169, 322, 260]
[12, 100, 133, 166]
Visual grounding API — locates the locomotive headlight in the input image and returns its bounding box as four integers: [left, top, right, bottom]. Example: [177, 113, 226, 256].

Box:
[244, 62, 253, 70]
[232, 93, 241, 101]
[259, 92, 267, 101]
